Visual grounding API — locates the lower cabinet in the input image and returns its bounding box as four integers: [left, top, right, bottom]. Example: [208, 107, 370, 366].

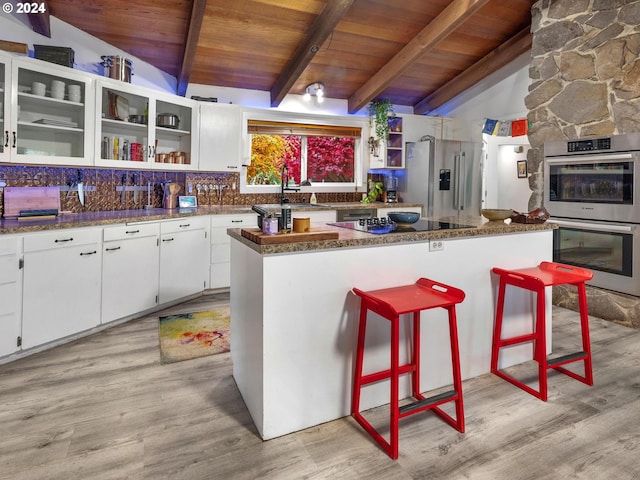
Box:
[0, 236, 22, 357]
[210, 213, 257, 289]
[159, 217, 210, 304]
[22, 228, 102, 350]
[101, 223, 160, 324]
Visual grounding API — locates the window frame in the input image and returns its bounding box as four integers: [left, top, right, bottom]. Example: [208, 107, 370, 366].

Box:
[240, 109, 368, 195]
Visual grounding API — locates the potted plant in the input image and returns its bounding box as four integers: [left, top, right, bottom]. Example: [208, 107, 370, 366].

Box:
[361, 180, 384, 204]
[368, 99, 395, 143]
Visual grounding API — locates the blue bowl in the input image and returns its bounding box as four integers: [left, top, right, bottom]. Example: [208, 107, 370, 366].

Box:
[388, 211, 420, 224]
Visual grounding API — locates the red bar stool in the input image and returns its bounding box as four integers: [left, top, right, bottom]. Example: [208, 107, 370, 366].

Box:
[491, 261, 594, 401]
[351, 278, 466, 460]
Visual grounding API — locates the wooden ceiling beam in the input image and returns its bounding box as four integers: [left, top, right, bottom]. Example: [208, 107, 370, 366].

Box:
[347, 0, 490, 114]
[270, 0, 355, 107]
[414, 27, 532, 115]
[177, 0, 208, 97]
[28, 1, 51, 37]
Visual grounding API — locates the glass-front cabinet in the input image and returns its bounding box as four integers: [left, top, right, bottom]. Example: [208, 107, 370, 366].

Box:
[94, 79, 198, 170]
[0, 55, 9, 163]
[1, 55, 92, 166]
[369, 116, 405, 170]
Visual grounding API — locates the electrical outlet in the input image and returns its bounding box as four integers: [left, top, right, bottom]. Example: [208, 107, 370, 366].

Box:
[429, 240, 444, 252]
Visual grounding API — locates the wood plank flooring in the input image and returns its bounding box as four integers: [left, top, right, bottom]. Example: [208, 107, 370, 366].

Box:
[1, 292, 639, 479]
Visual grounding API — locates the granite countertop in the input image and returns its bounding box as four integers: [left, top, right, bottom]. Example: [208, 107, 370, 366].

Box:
[228, 216, 557, 255]
[0, 202, 421, 235]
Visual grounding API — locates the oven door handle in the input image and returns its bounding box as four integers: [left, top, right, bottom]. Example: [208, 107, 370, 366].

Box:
[549, 219, 634, 233]
[545, 153, 634, 164]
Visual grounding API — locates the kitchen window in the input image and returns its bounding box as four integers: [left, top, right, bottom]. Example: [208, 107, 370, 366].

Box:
[242, 118, 364, 193]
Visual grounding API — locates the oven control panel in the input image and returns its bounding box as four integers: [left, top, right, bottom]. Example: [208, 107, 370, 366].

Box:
[567, 137, 611, 152]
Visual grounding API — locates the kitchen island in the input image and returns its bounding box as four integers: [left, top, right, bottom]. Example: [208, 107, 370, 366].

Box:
[228, 217, 556, 440]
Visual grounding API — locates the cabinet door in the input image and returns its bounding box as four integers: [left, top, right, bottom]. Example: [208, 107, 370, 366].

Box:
[152, 94, 198, 170]
[0, 54, 10, 164]
[11, 57, 93, 166]
[101, 233, 159, 324]
[198, 103, 243, 172]
[94, 80, 153, 169]
[0, 236, 21, 358]
[210, 213, 257, 289]
[22, 235, 101, 349]
[159, 227, 209, 304]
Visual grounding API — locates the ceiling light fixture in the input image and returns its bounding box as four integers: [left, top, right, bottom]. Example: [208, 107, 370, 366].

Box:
[304, 82, 325, 103]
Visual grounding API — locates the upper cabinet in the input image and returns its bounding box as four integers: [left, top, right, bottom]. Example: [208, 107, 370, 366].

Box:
[198, 103, 243, 172]
[94, 79, 198, 170]
[369, 116, 404, 170]
[1, 54, 93, 166]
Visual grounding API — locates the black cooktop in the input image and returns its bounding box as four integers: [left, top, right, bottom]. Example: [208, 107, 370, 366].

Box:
[328, 218, 475, 235]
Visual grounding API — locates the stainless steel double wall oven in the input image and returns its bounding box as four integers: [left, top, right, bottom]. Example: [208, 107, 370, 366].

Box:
[544, 132, 640, 296]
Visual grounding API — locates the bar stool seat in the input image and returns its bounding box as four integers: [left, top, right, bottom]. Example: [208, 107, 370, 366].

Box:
[491, 261, 594, 401]
[352, 278, 466, 460]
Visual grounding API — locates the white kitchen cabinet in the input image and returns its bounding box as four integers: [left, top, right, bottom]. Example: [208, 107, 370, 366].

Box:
[21, 228, 101, 350]
[94, 78, 199, 170]
[198, 103, 243, 172]
[1, 54, 93, 166]
[369, 116, 404, 170]
[159, 217, 209, 304]
[101, 223, 160, 324]
[210, 213, 257, 289]
[0, 236, 22, 358]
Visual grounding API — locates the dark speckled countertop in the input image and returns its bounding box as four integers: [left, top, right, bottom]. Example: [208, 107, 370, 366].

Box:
[0, 202, 421, 235]
[228, 216, 556, 255]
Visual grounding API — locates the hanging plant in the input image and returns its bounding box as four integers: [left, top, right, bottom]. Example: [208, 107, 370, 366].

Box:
[367, 99, 395, 142]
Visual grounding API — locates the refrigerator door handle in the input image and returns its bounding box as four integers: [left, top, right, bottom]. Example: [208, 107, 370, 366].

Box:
[459, 152, 466, 211]
[453, 154, 459, 210]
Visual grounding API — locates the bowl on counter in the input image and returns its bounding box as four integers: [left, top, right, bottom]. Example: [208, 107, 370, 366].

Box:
[388, 211, 420, 225]
[481, 209, 514, 222]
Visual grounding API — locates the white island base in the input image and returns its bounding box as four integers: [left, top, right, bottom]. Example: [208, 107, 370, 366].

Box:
[230, 229, 553, 440]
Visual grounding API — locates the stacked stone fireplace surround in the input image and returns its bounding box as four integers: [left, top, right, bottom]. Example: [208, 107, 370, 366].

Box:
[525, 0, 640, 328]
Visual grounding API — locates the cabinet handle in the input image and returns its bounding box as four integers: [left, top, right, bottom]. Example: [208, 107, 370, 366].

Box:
[12, 131, 16, 148]
[162, 237, 175, 242]
[54, 237, 74, 243]
[179, 223, 190, 228]
[4, 131, 7, 148]
[105, 246, 121, 251]
[80, 250, 98, 256]
[231, 219, 243, 223]
[125, 229, 140, 234]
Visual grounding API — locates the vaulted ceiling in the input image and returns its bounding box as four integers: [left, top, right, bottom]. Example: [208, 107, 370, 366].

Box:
[41, 0, 534, 114]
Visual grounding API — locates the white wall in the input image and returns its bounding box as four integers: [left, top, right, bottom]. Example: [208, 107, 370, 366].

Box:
[496, 143, 531, 212]
[429, 52, 531, 142]
[0, 14, 176, 92]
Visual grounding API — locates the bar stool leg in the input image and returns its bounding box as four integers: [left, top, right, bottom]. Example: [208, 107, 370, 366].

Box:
[491, 278, 507, 374]
[389, 314, 400, 460]
[535, 287, 549, 402]
[411, 311, 421, 398]
[447, 306, 465, 432]
[351, 301, 368, 416]
[577, 282, 594, 386]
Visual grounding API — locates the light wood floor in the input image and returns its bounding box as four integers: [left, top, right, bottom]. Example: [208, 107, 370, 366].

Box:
[1, 292, 639, 480]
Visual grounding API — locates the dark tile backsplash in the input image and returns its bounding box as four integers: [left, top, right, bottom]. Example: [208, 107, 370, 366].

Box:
[0, 165, 363, 216]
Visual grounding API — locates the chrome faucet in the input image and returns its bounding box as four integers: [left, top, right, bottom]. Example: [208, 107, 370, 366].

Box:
[280, 164, 299, 204]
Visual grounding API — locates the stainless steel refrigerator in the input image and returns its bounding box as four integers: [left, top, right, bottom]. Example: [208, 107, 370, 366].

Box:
[399, 137, 483, 217]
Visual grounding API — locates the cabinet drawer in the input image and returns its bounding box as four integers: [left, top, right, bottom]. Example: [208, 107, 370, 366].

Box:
[0, 255, 18, 284]
[0, 237, 19, 256]
[24, 228, 100, 253]
[103, 223, 159, 242]
[161, 216, 209, 234]
[210, 213, 256, 228]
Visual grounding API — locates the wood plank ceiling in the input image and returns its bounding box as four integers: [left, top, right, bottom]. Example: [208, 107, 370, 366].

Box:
[44, 0, 534, 114]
